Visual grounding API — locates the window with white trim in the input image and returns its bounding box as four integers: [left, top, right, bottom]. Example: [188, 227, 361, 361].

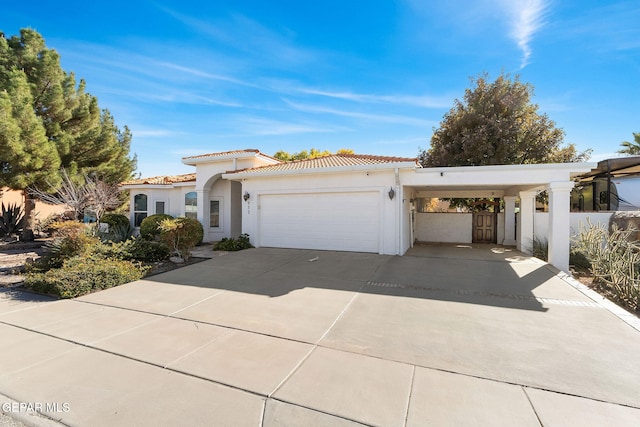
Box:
[134, 194, 147, 226]
[210, 199, 220, 228]
[185, 192, 197, 219]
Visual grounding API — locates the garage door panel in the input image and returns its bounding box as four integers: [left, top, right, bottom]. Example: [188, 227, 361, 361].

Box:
[259, 192, 380, 253]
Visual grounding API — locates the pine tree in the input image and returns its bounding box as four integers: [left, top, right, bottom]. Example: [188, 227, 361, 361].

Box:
[3, 29, 136, 184]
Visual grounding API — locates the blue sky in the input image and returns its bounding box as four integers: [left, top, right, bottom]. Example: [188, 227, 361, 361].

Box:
[5, 0, 639, 177]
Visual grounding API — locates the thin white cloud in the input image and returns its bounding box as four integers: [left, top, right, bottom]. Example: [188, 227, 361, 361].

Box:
[158, 6, 320, 68]
[294, 87, 452, 109]
[501, 0, 550, 68]
[283, 99, 434, 127]
[154, 61, 257, 88]
[241, 118, 350, 136]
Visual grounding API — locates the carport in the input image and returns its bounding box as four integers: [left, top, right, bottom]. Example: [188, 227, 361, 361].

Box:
[400, 162, 595, 272]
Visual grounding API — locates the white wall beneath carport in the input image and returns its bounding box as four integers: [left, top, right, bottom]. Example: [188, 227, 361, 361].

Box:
[414, 212, 505, 244]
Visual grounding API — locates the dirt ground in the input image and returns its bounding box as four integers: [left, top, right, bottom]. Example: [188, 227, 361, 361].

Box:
[0, 242, 46, 287]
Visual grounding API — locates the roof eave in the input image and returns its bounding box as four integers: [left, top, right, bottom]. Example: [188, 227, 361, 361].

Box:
[182, 151, 280, 166]
[222, 161, 418, 180]
[119, 181, 196, 190]
[416, 162, 597, 176]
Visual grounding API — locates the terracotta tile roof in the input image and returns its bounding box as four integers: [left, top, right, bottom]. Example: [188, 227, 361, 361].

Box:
[229, 153, 419, 175]
[182, 148, 280, 162]
[121, 173, 196, 186]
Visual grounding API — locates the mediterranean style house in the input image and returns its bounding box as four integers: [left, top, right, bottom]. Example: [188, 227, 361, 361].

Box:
[121, 149, 596, 272]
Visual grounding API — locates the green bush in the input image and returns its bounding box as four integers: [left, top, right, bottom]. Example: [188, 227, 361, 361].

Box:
[213, 234, 254, 251]
[159, 217, 203, 260]
[100, 213, 130, 229]
[34, 223, 100, 271]
[36, 213, 66, 236]
[82, 238, 170, 263]
[129, 239, 170, 262]
[87, 239, 135, 261]
[24, 257, 148, 298]
[140, 214, 173, 240]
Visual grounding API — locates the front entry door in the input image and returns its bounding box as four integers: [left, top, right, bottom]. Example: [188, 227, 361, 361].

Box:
[473, 211, 497, 243]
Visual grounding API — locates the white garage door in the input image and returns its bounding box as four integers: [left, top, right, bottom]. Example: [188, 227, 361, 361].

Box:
[258, 192, 380, 253]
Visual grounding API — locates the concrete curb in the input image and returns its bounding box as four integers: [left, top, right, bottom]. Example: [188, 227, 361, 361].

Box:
[551, 266, 640, 333]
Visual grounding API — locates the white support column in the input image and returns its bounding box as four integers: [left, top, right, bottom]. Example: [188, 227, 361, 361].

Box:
[547, 181, 574, 272]
[502, 196, 517, 246]
[517, 190, 537, 254]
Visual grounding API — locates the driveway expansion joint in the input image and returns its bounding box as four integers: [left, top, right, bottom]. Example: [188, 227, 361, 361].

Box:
[365, 281, 602, 307]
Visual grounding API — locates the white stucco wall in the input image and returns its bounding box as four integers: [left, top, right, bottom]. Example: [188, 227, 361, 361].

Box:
[414, 212, 505, 245]
[415, 213, 473, 243]
[128, 186, 194, 225]
[534, 212, 613, 242]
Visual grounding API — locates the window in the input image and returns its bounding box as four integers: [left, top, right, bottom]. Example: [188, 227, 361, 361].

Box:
[210, 200, 220, 228]
[185, 192, 197, 219]
[155, 201, 165, 215]
[134, 194, 147, 226]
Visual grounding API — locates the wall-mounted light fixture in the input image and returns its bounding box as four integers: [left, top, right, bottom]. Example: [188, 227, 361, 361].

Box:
[243, 191, 250, 202]
[388, 187, 395, 200]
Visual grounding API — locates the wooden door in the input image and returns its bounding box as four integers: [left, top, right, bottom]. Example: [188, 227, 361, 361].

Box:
[473, 211, 497, 243]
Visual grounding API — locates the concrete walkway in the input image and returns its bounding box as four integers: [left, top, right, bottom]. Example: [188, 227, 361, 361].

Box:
[1, 246, 639, 426]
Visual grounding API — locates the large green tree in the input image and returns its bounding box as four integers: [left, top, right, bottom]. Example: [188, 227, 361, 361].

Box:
[617, 132, 640, 155]
[1, 29, 136, 184]
[420, 72, 590, 167]
[273, 148, 354, 161]
[1, 29, 136, 238]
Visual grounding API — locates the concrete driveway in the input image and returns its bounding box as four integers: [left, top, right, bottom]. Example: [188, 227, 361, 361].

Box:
[1, 245, 639, 426]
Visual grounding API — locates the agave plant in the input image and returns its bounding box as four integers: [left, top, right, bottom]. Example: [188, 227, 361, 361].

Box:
[0, 203, 26, 238]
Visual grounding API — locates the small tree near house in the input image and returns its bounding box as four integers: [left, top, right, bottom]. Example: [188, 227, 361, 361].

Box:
[29, 169, 122, 224]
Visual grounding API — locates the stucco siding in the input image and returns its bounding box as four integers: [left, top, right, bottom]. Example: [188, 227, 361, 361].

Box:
[534, 212, 613, 243]
[240, 169, 402, 255]
[415, 213, 473, 244]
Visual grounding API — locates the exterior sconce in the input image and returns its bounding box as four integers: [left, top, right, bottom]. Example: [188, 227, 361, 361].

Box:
[388, 187, 395, 200]
[243, 191, 250, 202]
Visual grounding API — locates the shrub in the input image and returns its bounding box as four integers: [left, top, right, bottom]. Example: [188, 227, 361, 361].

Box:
[0, 203, 26, 238]
[92, 216, 133, 243]
[574, 220, 640, 311]
[129, 239, 170, 262]
[34, 222, 100, 271]
[531, 236, 548, 261]
[87, 239, 136, 261]
[213, 234, 254, 251]
[36, 213, 66, 236]
[24, 257, 148, 298]
[140, 214, 173, 240]
[100, 222, 134, 243]
[100, 213, 130, 229]
[159, 217, 203, 260]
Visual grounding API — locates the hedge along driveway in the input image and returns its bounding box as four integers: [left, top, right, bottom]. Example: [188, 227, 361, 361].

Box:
[1, 246, 640, 426]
